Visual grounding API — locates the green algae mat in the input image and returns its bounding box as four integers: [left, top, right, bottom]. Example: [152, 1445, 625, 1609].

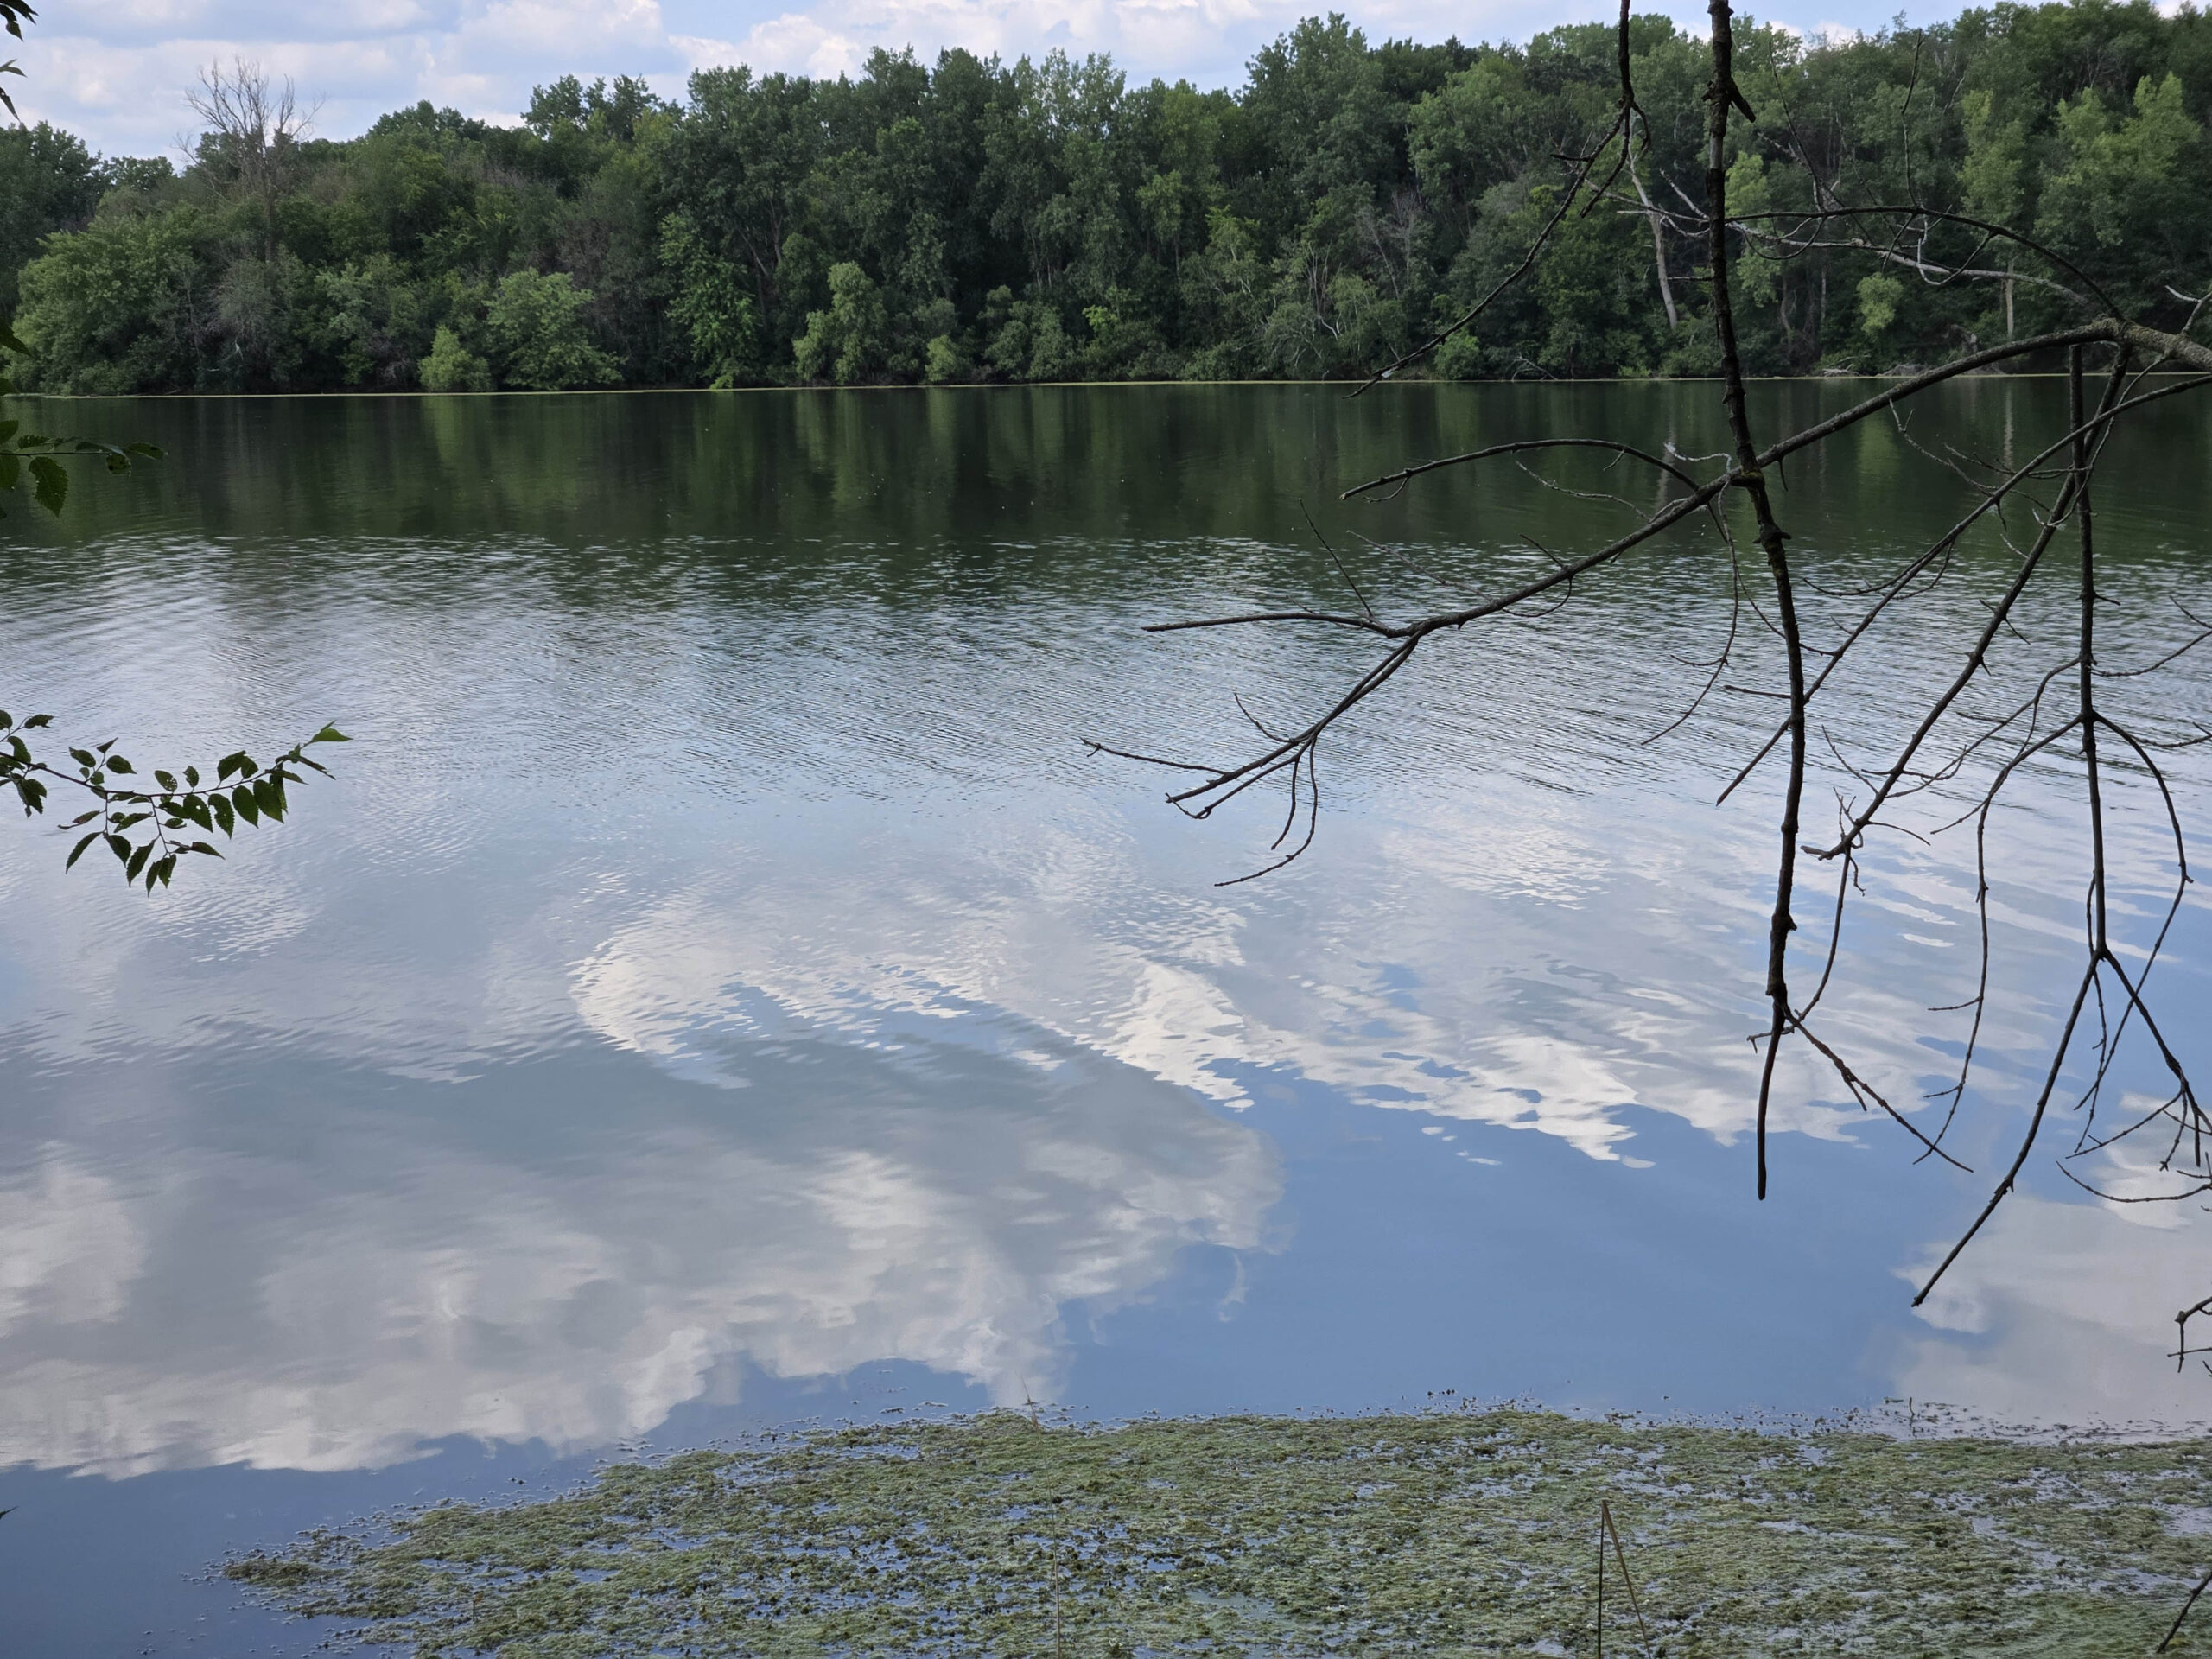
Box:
[226, 1407, 2212, 1656]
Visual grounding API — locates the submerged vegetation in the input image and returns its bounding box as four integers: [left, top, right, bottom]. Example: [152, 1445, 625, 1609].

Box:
[4, 1, 2211, 391]
[228, 1406, 2212, 1654]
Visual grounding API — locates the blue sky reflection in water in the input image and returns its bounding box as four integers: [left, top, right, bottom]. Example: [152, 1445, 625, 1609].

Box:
[0, 380, 2209, 1652]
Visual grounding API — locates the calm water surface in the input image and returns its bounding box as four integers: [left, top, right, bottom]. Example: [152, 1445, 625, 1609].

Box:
[3, 382, 2209, 1655]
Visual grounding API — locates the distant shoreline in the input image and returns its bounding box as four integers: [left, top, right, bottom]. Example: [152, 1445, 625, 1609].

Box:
[1, 371, 2132, 401]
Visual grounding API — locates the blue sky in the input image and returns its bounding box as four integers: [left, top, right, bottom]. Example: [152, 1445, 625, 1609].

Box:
[21, 0, 1960, 157]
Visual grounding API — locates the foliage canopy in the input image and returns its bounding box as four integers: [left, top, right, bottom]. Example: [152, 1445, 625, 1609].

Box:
[3, 3, 2209, 390]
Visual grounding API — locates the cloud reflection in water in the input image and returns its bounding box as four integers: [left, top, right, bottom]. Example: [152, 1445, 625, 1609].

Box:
[0, 1028, 1278, 1476]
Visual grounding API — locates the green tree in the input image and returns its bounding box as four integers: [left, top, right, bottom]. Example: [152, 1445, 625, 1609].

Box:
[793, 260, 890, 383]
[662, 211, 760, 385]
[2038, 72, 2209, 308]
[4, 3, 2212, 388]
[482, 268, 619, 390]
[420, 323, 492, 391]
[15, 207, 207, 393]
[0, 121, 100, 316]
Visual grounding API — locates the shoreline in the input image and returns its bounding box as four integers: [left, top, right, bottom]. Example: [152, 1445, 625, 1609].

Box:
[0, 369, 2144, 402]
[228, 1400, 2212, 1654]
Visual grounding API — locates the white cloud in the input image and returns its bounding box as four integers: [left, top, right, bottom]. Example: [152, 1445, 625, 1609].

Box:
[14, 0, 1963, 156]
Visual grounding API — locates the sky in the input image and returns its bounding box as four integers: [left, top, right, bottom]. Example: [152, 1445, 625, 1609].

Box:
[16, 0, 1958, 160]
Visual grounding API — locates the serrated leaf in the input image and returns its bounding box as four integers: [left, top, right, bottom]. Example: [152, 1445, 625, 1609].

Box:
[232, 785, 259, 826]
[105, 833, 130, 863]
[183, 766, 198, 786]
[156, 770, 177, 791]
[29, 454, 65, 515]
[217, 752, 250, 782]
[211, 792, 234, 835]
[186, 841, 221, 857]
[125, 842, 150, 881]
[66, 830, 99, 869]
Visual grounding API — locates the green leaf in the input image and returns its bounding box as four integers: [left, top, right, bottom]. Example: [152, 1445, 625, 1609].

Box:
[310, 725, 350, 744]
[67, 747, 94, 768]
[29, 454, 65, 515]
[155, 770, 177, 791]
[105, 754, 132, 774]
[217, 752, 250, 782]
[183, 765, 199, 786]
[211, 792, 234, 835]
[22, 713, 49, 728]
[66, 830, 99, 869]
[186, 841, 221, 857]
[232, 785, 259, 826]
[125, 842, 149, 882]
[105, 832, 130, 863]
[251, 777, 284, 822]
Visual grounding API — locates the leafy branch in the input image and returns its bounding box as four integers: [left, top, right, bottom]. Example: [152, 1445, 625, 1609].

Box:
[2, 711, 346, 890]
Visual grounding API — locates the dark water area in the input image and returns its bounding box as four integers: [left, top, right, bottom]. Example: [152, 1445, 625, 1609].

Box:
[1, 380, 2208, 1655]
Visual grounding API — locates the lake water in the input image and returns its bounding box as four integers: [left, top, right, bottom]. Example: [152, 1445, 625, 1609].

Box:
[3, 381, 2209, 1655]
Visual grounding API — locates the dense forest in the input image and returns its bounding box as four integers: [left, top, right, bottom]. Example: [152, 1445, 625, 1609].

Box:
[3, 1, 2209, 391]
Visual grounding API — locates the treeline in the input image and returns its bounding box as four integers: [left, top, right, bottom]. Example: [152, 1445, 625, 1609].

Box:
[5, 1, 2209, 392]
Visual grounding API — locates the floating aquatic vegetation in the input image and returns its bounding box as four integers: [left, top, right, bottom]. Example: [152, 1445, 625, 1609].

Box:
[226, 1406, 2212, 1655]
